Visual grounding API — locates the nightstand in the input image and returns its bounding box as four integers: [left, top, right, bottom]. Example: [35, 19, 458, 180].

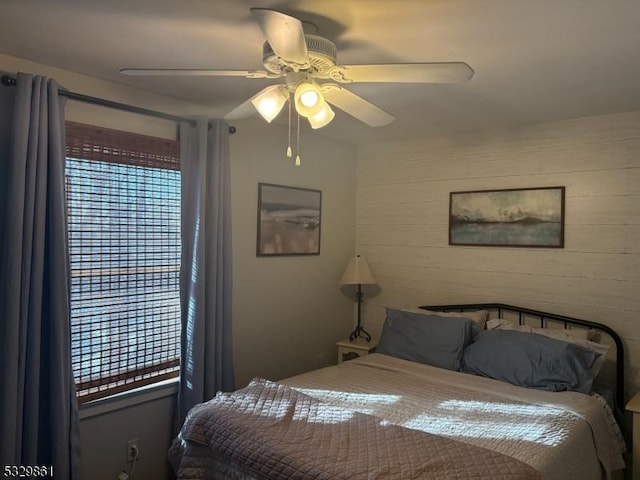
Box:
[336, 338, 377, 364]
[627, 392, 640, 479]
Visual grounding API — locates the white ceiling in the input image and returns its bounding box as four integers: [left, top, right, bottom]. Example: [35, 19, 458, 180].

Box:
[2, 0, 640, 145]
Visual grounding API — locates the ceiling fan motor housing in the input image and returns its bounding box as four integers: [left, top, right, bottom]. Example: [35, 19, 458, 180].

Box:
[262, 34, 337, 74]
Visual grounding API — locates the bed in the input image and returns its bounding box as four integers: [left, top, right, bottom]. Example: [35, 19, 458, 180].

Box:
[168, 303, 627, 480]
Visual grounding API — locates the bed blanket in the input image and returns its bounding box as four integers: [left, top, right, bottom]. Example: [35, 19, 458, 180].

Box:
[282, 354, 625, 480]
[173, 377, 542, 480]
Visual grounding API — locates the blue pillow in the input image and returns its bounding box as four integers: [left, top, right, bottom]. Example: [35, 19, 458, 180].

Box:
[377, 308, 480, 371]
[461, 329, 598, 393]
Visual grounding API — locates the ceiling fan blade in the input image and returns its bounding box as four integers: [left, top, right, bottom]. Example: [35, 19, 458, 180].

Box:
[120, 68, 277, 79]
[327, 62, 474, 84]
[322, 85, 395, 127]
[250, 8, 309, 68]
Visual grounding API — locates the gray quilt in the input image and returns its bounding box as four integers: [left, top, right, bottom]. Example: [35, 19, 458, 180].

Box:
[170, 378, 542, 480]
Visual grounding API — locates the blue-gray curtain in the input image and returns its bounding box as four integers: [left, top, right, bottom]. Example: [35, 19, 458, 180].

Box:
[0, 73, 81, 478]
[177, 118, 234, 426]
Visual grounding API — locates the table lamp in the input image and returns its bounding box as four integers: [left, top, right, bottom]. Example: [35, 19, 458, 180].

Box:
[340, 255, 377, 342]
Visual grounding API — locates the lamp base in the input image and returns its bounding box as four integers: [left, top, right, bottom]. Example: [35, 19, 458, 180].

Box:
[349, 325, 371, 343]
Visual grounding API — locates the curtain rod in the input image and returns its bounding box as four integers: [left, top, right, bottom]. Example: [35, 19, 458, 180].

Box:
[1, 74, 236, 134]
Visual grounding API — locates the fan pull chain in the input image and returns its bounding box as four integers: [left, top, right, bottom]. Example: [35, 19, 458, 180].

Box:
[286, 95, 292, 158]
[295, 112, 301, 166]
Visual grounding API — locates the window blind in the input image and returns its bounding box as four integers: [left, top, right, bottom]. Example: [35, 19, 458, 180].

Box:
[65, 122, 181, 402]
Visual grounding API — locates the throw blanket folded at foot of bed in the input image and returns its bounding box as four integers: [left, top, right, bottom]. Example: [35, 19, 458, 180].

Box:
[170, 378, 542, 480]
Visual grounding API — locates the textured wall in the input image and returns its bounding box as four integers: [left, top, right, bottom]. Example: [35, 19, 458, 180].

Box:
[355, 111, 640, 399]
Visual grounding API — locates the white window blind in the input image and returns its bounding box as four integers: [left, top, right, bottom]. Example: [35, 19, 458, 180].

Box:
[65, 121, 181, 403]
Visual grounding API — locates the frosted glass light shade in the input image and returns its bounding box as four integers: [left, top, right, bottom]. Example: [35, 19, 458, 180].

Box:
[340, 255, 376, 285]
[251, 85, 289, 123]
[308, 103, 335, 129]
[294, 81, 325, 118]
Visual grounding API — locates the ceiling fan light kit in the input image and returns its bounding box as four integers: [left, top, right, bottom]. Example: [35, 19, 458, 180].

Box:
[120, 7, 474, 162]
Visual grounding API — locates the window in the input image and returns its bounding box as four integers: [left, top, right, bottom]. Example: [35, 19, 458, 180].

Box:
[65, 122, 181, 403]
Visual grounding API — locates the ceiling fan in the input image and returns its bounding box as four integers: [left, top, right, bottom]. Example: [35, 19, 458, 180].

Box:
[121, 8, 474, 130]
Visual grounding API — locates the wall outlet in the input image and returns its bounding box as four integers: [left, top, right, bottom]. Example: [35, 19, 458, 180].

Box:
[126, 438, 140, 462]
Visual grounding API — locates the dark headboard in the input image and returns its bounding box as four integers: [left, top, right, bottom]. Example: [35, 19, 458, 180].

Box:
[419, 303, 625, 411]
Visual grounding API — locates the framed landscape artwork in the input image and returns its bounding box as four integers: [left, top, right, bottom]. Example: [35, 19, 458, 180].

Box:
[449, 186, 565, 248]
[257, 183, 322, 256]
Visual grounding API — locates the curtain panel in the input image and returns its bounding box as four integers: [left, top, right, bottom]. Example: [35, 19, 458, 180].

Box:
[177, 118, 235, 427]
[0, 73, 81, 478]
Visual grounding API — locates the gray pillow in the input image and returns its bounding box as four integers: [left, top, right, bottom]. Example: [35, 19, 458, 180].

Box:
[461, 329, 598, 393]
[377, 308, 480, 371]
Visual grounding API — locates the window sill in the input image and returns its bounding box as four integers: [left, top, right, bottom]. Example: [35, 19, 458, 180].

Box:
[78, 377, 179, 420]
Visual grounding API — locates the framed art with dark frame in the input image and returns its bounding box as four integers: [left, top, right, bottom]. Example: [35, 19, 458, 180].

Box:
[449, 186, 565, 248]
[257, 183, 322, 256]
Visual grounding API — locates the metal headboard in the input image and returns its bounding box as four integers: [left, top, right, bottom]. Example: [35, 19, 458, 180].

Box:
[419, 303, 625, 411]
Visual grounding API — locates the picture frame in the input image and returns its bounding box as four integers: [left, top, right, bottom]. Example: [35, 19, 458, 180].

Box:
[449, 186, 565, 248]
[257, 183, 322, 256]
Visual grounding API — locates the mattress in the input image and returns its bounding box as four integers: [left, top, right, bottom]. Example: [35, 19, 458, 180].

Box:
[170, 353, 625, 480]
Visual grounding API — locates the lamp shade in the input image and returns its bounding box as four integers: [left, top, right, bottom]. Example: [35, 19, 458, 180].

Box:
[340, 255, 376, 285]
